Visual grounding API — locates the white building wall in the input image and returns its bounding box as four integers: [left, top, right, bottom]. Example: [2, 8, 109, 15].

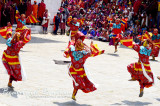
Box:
[31, 0, 61, 24]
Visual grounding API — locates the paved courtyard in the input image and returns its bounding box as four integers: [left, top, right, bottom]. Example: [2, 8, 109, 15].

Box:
[0, 33, 160, 106]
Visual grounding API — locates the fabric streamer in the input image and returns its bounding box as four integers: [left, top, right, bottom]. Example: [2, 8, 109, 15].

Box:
[141, 61, 152, 82]
[68, 63, 79, 86]
[19, 55, 27, 81]
[84, 64, 98, 88]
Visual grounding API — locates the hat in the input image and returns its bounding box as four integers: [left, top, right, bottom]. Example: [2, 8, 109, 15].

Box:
[34, 1, 37, 3]
[75, 31, 85, 43]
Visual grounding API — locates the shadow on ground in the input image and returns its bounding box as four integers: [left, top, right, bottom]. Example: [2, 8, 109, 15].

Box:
[53, 101, 91, 106]
[0, 36, 66, 44]
[0, 87, 18, 98]
[53, 60, 71, 65]
[149, 59, 159, 62]
[111, 100, 152, 106]
[156, 98, 160, 101]
[107, 53, 119, 57]
[119, 44, 132, 49]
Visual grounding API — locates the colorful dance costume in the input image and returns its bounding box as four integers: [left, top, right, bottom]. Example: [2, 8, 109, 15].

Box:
[109, 20, 123, 52]
[0, 27, 31, 88]
[64, 31, 104, 100]
[151, 31, 160, 59]
[67, 16, 80, 41]
[15, 7, 29, 33]
[122, 39, 154, 97]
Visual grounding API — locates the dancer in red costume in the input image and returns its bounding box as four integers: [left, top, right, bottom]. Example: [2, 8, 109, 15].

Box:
[15, 6, 29, 33]
[150, 29, 160, 60]
[64, 31, 105, 100]
[67, 17, 80, 41]
[122, 39, 155, 97]
[109, 18, 123, 53]
[0, 28, 31, 88]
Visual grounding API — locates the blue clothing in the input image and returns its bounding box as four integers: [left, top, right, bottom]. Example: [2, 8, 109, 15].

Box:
[139, 46, 152, 56]
[81, 30, 88, 35]
[90, 30, 96, 37]
[151, 34, 160, 41]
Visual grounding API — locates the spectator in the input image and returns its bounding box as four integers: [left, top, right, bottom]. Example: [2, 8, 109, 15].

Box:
[60, 11, 67, 35]
[26, 0, 33, 17]
[1, 3, 8, 27]
[9, 5, 15, 25]
[42, 9, 50, 34]
[53, 12, 60, 35]
[38, 0, 46, 25]
[18, 0, 27, 15]
[32, 1, 38, 19]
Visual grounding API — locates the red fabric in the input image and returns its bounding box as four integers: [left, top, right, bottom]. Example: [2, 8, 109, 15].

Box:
[38, 2, 46, 18]
[69, 50, 96, 93]
[53, 16, 56, 30]
[2, 41, 25, 81]
[72, 75, 96, 93]
[60, 23, 65, 29]
[127, 44, 154, 88]
[32, 4, 38, 18]
[64, 43, 104, 93]
[133, 0, 142, 15]
[151, 46, 160, 57]
[26, 14, 40, 24]
[127, 63, 154, 88]
[2, 29, 31, 81]
[26, 3, 33, 17]
[42, 12, 49, 27]
[0, 26, 12, 39]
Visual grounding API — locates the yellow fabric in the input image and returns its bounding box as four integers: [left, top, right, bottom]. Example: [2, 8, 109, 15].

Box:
[120, 39, 133, 42]
[16, 26, 29, 31]
[2, 58, 20, 65]
[158, 2, 160, 11]
[80, 73, 86, 77]
[3, 52, 18, 58]
[134, 63, 151, 72]
[0, 28, 7, 32]
[70, 65, 84, 71]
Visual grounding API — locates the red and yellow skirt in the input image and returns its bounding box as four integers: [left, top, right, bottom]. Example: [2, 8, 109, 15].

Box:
[69, 65, 96, 93]
[2, 51, 22, 81]
[16, 26, 29, 33]
[127, 62, 154, 88]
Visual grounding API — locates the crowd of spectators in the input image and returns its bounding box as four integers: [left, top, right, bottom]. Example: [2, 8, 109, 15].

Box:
[0, 0, 46, 27]
[57, 0, 158, 42]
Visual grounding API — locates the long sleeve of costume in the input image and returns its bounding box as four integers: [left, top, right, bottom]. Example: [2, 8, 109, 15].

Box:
[0, 26, 12, 40]
[20, 29, 31, 44]
[90, 44, 104, 57]
[120, 38, 134, 48]
[64, 46, 71, 58]
[132, 43, 140, 52]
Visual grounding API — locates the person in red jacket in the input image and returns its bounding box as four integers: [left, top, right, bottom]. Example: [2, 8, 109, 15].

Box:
[122, 39, 155, 97]
[26, 0, 33, 18]
[38, 0, 46, 25]
[150, 29, 160, 60]
[67, 17, 80, 41]
[109, 18, 123, 53]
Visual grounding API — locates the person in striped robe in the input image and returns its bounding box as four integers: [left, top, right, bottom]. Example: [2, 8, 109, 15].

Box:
[124, 39, 155, 97]
[64, 31, 105, 100]
[1, 28, 31, 88]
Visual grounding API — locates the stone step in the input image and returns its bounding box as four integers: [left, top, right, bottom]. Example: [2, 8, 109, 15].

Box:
[12, 24, 53, 34]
